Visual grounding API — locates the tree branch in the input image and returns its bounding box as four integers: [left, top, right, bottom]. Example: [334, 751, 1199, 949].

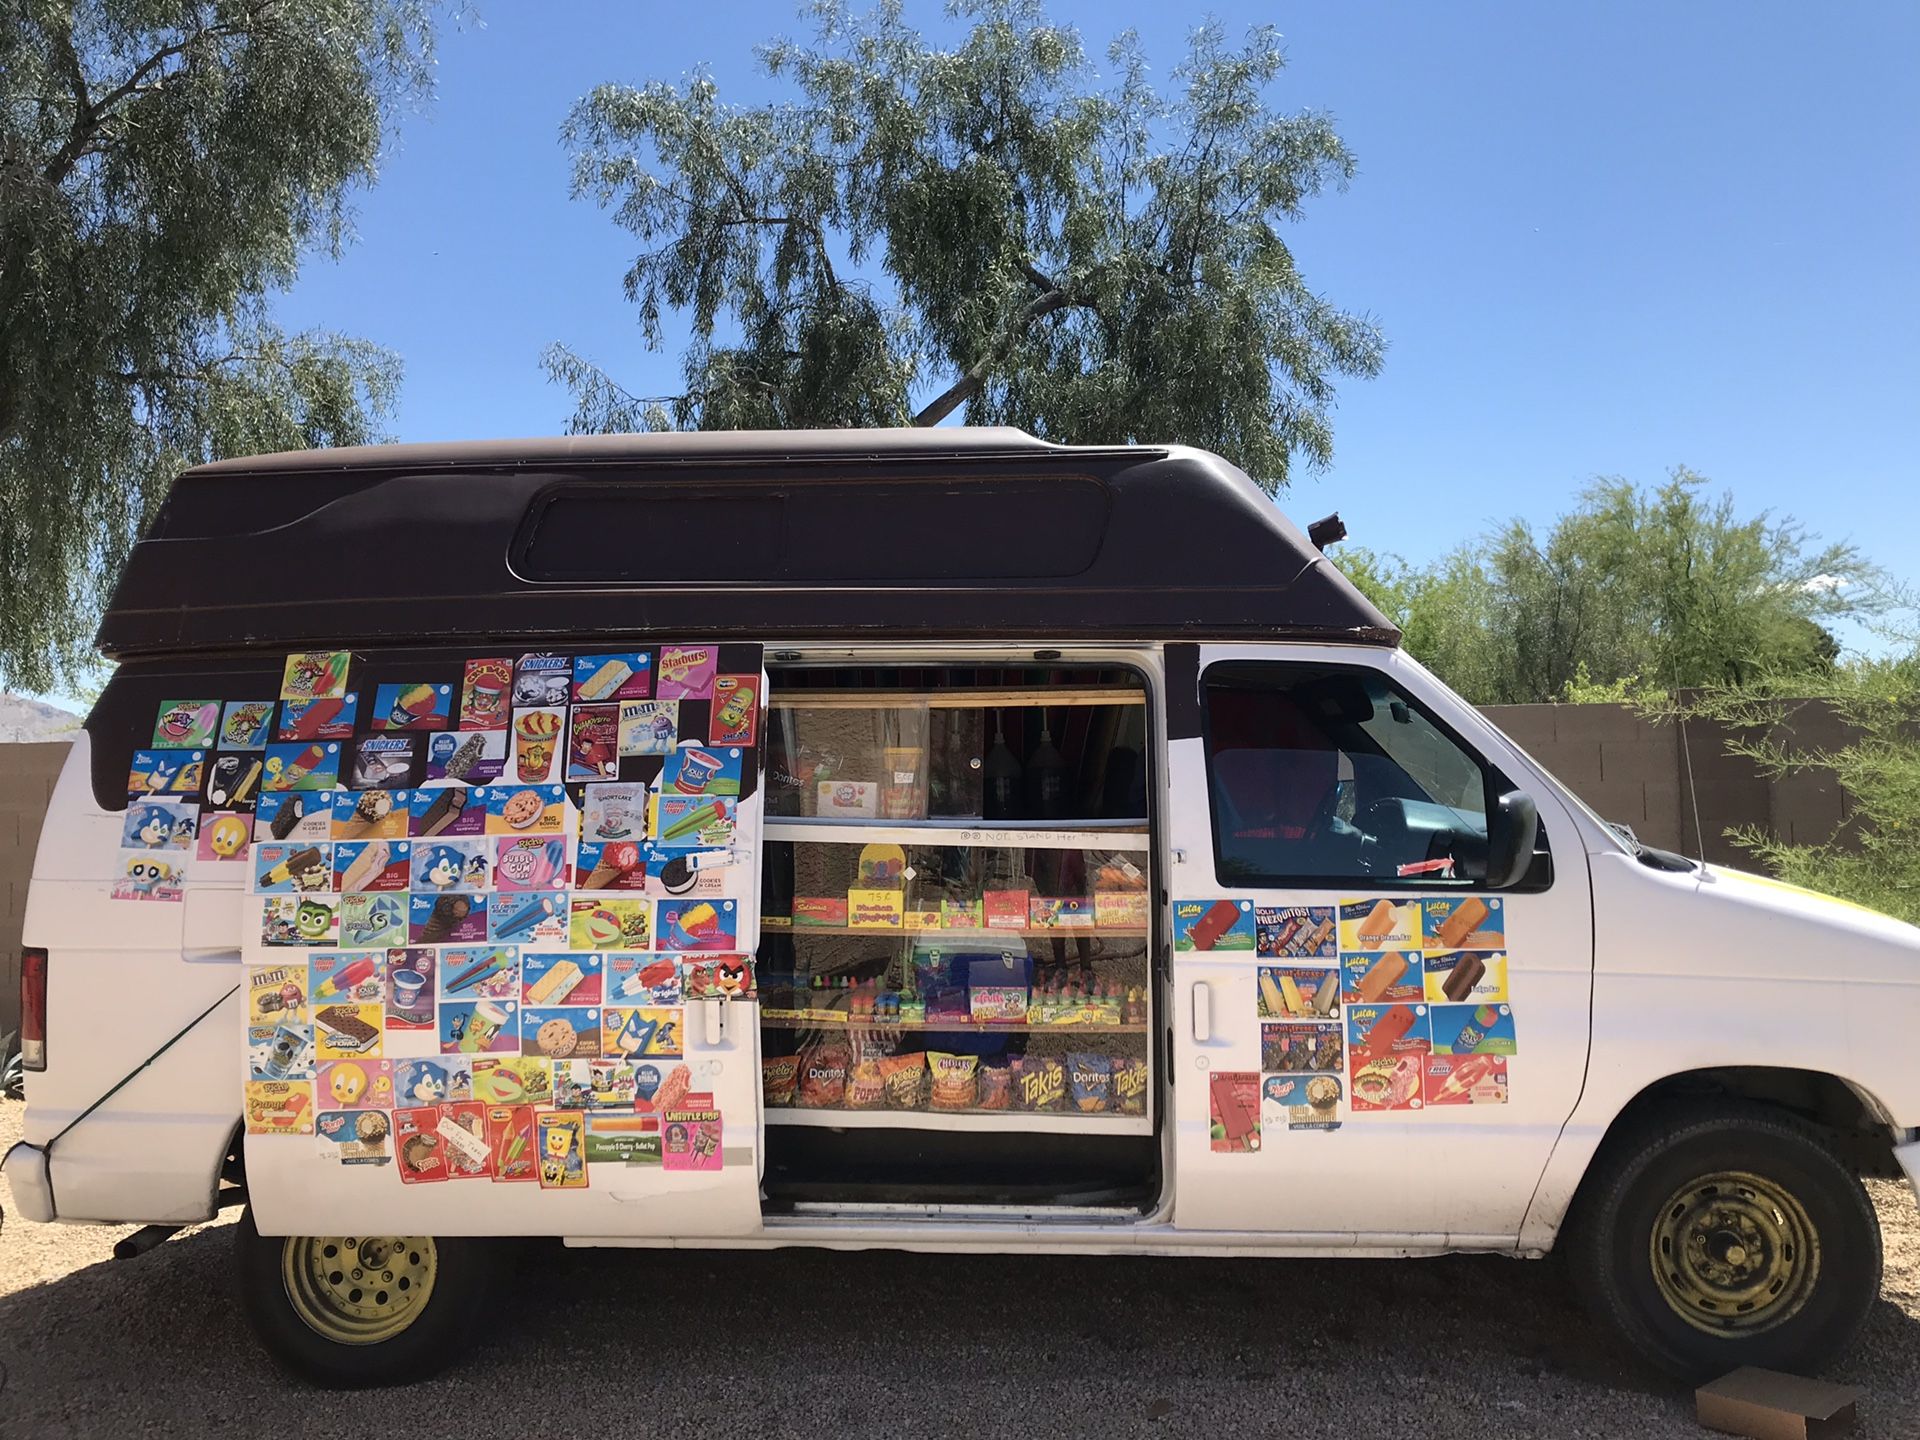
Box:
[912, 284, 1073, 426]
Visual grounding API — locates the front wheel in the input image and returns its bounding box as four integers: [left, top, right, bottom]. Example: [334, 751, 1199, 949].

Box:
[1564, 1102, 1882, 1380]
[234, 1207, 497, 1386]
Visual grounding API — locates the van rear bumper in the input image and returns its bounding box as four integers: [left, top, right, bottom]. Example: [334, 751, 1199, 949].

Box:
[3, 1142, 57, 1223]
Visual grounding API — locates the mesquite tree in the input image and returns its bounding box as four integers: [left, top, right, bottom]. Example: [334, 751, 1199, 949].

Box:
[0, 1, 438, 689]
[547, 1, 1384, 486]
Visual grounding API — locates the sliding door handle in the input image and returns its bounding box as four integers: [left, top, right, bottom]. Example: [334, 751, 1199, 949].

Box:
[1190, 981, 1213, 1043]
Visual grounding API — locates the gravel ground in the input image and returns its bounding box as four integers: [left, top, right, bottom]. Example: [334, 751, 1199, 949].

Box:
[2, 1100, 1916, 1438]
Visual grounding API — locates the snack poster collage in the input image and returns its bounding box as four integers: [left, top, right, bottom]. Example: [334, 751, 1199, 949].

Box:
[1173, 894, 1515, 1153]
[129, 646, 761, 1189]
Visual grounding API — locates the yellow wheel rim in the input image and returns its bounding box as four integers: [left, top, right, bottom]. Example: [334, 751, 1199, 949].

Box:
[1650, 1170, 1819, 1336]
[281, 1235, 438, 1345]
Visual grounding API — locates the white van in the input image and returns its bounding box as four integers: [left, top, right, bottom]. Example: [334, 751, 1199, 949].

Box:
[7, 429, 1918, 1387]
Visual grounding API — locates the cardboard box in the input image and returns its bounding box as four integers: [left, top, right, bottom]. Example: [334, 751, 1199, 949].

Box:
[1696, 1368, 1858, 1440]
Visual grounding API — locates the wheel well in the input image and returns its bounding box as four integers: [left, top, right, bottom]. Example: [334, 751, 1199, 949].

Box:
[1604, 1067, 1900, 1180]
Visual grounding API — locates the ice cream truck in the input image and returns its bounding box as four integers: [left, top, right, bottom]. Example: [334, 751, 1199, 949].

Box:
[6, 428, 1918, 1386]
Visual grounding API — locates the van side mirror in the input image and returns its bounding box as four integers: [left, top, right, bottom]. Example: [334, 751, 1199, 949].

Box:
[1486, 789, 1539, 889]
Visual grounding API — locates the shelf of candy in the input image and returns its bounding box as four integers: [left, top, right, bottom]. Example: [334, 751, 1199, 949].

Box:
[761, 971, 1148, 1032]
[761, 1037, 1152, 1133]
[763, 840, 1151, 935]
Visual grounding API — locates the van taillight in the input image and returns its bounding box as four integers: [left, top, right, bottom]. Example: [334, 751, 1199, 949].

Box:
[20, 947, 46, 1071]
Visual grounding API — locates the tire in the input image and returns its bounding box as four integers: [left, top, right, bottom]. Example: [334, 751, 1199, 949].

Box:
[1564, 1100, 1882, 1380]
[234, 1207, 498, 1387]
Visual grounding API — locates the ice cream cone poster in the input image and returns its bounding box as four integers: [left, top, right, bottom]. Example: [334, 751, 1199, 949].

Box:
[1337, 897, 1418, 952]
[373, 682, 452, 732]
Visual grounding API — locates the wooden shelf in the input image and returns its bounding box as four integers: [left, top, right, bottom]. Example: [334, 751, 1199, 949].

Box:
[765, 923, 1147, 939]
[765, 818, 1149, 851]
[765, 1108, 1152, 1135]
[761, 1015, 1146, 1034]
[770, 687, 1145, 710]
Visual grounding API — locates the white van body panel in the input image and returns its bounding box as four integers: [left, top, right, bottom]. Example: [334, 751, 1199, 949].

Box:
[1167, 645, 1596, 1242]
[14, 731, 241, 1223]
[1519, 850, 1920, 1247]
[11, 648, 1919, 1259]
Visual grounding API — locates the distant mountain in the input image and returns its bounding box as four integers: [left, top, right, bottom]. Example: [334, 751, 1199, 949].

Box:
[0, 693, 82, 743]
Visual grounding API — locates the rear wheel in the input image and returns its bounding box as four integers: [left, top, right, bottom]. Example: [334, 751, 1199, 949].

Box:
[1565, 1102, 1881, 1379]
[234, 1207, 496, 1386]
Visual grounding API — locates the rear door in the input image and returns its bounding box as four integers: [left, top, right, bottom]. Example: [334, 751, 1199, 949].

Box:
[241, 641, 768, 1237]
[1166, 644, 1593, 1243]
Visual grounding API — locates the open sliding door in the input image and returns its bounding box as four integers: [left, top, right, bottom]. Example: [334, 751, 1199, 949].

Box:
[241, 641, 768, 1238]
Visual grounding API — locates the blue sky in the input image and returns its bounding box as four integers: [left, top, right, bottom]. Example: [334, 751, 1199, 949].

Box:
[270, 1, 1914, 631]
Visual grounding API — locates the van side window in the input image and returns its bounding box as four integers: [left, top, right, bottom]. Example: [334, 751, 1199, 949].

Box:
[1202, 663, 1535, 890]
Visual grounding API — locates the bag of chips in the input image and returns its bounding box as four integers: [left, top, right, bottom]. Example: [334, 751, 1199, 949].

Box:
[927, 1051, 980, 1111]
[761, 1054, 800, 1108]
[1013, 1054, 1067, 1112]
[880, 1052, 927, 1110]
[977, 1061, 1012, 1111]
[1066, 1052, 1112, 1113]
[798, 1042, 850, 1109]
[847, 1057, 888, 1109]
[1111, 1055, 1148, 1116]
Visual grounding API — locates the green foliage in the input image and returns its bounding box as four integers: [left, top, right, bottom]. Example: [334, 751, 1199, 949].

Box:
[1674, 612, 1920, 922]
[1336, 468, 1879, 705]
[1557, 662, 1666, 707]
[0, 0, 439, 691]
[548, 0, 1384, 483]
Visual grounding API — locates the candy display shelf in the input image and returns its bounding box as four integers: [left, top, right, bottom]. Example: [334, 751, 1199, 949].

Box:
[764, 1108, 1152, 1136]
[759, 1016, 1147, 1035]
[768, 924, 1148, 939]
[769, 686, 1145, 710]
[764, 819, 1149, 850]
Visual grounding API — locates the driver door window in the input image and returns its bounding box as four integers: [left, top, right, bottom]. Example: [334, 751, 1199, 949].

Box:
[1202, 662, 1528, 890]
